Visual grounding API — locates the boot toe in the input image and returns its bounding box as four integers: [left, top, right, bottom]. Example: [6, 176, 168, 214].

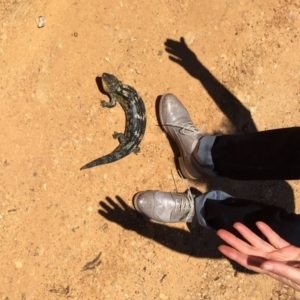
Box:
[133, 192, 155, 220]
[159, 93, 189, 125]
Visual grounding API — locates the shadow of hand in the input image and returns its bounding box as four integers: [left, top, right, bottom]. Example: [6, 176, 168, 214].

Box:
[98, 195, 221, 255]
[98, 196, 146, 231]
[165, 36, 258, 134]
[97, 195, 250, 271]
[165, 37, 200, 78]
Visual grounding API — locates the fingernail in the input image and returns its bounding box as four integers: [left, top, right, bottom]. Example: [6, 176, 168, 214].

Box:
[262, 263, 274, 271]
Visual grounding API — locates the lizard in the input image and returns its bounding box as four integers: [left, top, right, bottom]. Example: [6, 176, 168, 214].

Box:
[80, 73, 146, 170]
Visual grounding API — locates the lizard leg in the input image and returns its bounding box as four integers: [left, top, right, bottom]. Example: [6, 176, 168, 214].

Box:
[101, 94, 117, 108]
[112, 132, 127, 145]
[132, 147, 140, 154]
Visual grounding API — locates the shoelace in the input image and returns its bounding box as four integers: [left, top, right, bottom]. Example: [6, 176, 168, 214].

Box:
[174, 188, 195, 222]
[165, 122, 204, 136]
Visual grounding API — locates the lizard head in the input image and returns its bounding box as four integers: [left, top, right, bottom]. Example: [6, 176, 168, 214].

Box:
[102, 73, 120, 93]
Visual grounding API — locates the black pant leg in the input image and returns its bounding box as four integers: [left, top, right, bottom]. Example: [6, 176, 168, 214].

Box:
[205, 197, 300, 247]
[211, 127, 300, 180]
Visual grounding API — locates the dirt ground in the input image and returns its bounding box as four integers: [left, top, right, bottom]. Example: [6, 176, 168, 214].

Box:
[1, 0, 300, 299]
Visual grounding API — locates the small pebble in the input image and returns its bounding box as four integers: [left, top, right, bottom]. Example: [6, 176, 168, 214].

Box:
[36, 16, 46, 28]
[184, 31, 195, 45]
[159, 293, 168, 300]
[15, 261, 23, 269]
[101, 223, 108, 231]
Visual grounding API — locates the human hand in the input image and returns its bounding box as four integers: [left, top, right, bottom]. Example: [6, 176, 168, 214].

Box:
[98, 196, 145, 231]
[164, 37, 201, 78]
[217, 222, 300, 291]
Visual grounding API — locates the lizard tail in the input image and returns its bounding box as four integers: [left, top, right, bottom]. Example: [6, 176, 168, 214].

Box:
[80, 150, 128, 170]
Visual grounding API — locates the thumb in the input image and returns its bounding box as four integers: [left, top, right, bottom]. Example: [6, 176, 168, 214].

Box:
[261, 261, 300, 284]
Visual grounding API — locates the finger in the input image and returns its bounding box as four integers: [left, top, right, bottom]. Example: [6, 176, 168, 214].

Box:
[218, 245, 265, 274]
[233, 223, 275, 252]
[105, 197, 122, 210]
[165, 47, 181, 56]
[256, 222, 290, 248]
[168, 56, 183, 65]
[99, 201, 114, 213]
[179, 37, 186, 45]
[98, 209, 109, 218]
[217, 229, 265, 256]
[115, 195, 129, 210]
[164, 39, 181, 49]
[261, 261, 300, 290]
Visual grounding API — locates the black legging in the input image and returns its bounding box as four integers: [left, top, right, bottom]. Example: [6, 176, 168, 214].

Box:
[212, 127, 300, 180]
[204, 127, 300, 246]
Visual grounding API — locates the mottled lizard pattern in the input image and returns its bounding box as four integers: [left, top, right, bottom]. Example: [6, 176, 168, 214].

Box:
[80, 73, 146, 170]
